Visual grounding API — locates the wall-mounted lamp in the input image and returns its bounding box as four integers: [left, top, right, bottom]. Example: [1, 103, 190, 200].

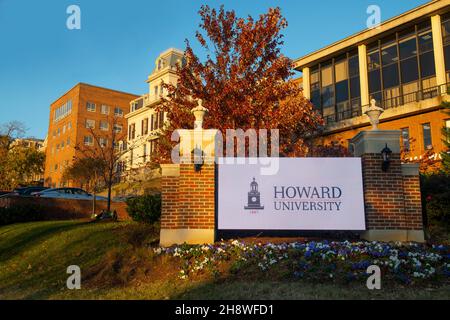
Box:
[381, 143, 392, 172]
[192, 146, 205, 172]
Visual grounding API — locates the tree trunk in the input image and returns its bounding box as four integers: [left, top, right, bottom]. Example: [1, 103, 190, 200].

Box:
[107, 168, 113, 213]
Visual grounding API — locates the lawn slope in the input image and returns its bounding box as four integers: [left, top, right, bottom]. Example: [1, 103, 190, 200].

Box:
[0, 221, 448, 300]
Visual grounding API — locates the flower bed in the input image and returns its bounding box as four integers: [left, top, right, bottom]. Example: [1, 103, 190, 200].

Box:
[154, 240, 450, 285]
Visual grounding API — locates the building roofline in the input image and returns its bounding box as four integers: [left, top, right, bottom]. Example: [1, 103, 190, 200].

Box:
[50, 82, 140, 106]
[293, 0, 449, 70]
[158, 47, 184, 58]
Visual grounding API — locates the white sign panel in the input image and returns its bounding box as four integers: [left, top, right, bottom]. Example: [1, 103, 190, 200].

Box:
[218, 158, 366, 230]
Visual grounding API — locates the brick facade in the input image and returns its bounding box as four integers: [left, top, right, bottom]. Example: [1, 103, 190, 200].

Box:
[161, 164, 215, 230]
[402, 173, 424, 230]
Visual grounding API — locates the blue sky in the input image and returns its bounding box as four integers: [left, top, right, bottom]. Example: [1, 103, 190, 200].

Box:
[0, 0, 429, 139]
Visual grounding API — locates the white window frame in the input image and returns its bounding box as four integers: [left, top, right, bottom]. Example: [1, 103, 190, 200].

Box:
[101, 104, 110, 115]
[84, 136, 94, 146]
[87, 102, 96, 112]
[114, 107, 124, 117]
[85, 119, 95, 129]
[100, 121, 109, 131]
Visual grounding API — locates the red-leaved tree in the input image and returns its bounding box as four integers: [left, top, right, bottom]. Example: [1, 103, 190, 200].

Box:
[155, 5, 323, 163]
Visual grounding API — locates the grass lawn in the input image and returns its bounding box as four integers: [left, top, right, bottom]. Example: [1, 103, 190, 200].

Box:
[0, 220, 448, 300]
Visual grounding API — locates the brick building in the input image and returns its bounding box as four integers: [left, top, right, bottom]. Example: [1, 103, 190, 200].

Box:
[294, 0, 450, 163]
[44, 83, 139, 188]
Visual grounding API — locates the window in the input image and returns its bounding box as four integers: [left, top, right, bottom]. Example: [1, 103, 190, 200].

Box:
[68, 122, 72, 130]
[418, 30, 435, 79]
[321, 64, 334, 116]
[310, 68, 321, 111]
[401, 128, 410, 151]
[114, 107, 124, 117]
[61, 141, 65, 148]
[53, 100, 72, 123]
[87, 102, 96, 112]
[114, 124, 122, 133]
[84, 136, 93, 146]
[309, 51, 360, 121]
[129, 123, 136, 140]
[159, 111, 164, 128]
[101, 105, 110, 115]
[142, 118, 149, 135]
[364, 21, 437, 110]
[100, 121, 109, 131]
[85, 119, 95, 129]
[67, 137, 70, 146]
[443, 15, 450, 81]
[422, 123, 432, 150]
[445, 119, 450, 143]
[57, 128, 61, 136]
[62, 125, 66, 134]
[154, 86, 158, 97]
[143, 144, 147, 162]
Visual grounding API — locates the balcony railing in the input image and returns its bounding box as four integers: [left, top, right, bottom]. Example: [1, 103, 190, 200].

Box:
[324, 82, 450, 125]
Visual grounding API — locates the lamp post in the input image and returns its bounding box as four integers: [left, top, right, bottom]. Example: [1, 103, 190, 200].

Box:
[365, 99, 384, 130]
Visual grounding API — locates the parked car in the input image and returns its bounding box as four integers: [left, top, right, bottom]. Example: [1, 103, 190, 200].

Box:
[0, 186, 49, 198]
[32, 188, 108, 201]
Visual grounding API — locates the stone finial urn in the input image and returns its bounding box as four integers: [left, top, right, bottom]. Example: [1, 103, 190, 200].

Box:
[365, 99, 384, 130]
[191, 99, 209, 129]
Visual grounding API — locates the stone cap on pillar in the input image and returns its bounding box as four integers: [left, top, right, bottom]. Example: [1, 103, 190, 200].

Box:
[350, 130, 401, 157]
[161, 164, 180, 177]
[401, 163, 420, 176]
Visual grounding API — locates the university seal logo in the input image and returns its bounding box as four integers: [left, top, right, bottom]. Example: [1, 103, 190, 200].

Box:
[244, 177, 264, 210]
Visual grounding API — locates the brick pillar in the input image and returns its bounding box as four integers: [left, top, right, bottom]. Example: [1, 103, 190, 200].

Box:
[402, 163, 424, 231]
[351, 130, 425, 242]
[159, 129, 217, 246]
[160, 164, 180, 230]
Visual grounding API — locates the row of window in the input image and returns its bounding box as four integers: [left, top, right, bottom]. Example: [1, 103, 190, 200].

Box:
[128, 111, 165, 140]
[49, 160, 69, 173]
[84, 119, 123, 133]
[86, 102, 124, 116]
[52, 122, 72, 138]
[83, 136, 127, 151]
[129, 140, 158, 166]
[309, 13, 450, 121]
[51, 137, 71, 155]
[443, 14, 450, 81]
[367, 21, 436, 109]
[53, 100, 72, 123]
[400, 120, 450, 152]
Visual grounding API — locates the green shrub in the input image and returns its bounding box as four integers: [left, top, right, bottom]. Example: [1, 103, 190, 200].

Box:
[421, 173, 450, 226]
[425, 192, 450, 225]
[0, 203, 45, 226]
[126, 194, 161, 224]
